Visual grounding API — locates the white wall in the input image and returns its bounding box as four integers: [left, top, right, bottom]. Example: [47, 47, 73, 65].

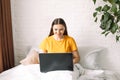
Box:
[11, 0, 120, 73]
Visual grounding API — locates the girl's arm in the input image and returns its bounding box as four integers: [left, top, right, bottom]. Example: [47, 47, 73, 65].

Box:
[72, 50, 80, 64]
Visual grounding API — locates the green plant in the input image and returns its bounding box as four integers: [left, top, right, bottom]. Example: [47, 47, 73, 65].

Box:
[93, 0, 120, 42]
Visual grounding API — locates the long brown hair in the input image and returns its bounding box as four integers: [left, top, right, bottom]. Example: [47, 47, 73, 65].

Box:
[48, 18, 68, 36]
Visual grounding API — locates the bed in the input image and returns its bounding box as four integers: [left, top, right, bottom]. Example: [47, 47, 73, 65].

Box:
[0, 46, 120, 80]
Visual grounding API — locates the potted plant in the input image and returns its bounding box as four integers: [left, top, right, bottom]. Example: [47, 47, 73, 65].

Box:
[92, 0, 120, 42]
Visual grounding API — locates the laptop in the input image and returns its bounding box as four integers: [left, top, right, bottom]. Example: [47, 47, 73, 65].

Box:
[39, 53, 73, 73]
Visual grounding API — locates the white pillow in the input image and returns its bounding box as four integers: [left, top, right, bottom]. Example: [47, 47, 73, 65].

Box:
[78, 46, 104, 69]
[20, 48, 39, 65]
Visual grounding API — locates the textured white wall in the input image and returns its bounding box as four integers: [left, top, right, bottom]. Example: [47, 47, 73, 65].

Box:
[11, 0, 120, 73]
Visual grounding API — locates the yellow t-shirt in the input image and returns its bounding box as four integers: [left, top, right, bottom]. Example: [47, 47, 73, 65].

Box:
[39, 35, 78, 53]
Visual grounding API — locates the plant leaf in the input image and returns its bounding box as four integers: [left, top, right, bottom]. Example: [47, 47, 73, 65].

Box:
[93, 0, 96, 4]
[95, 6, 102, 12]
[111, 4, 117, 13]
[93, 12, 97, 17]
[105, 20, 112, 31]
[108, 0, 114, 4]
[116, 15, 120, 23]
[105, 32, 110, 36]
[100, 15, 107, 30]
[94, 17, 98, 22]
[117, 10, 120, 15]
[103, 0, 108, 2]
[100, 20, 106, 30]
[103, 12, 110, 22]
[101, 30, 106, 34]
[111, 23, 118, 34]
[113, 0, 119, 3]
[108, 0, 118, 4]
[116, 35, 120, 42]
[102, 5, 110, 12]
[116, 10, 120, 22]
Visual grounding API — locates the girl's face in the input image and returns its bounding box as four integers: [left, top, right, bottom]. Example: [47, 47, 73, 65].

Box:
[53, 24, 65, 38]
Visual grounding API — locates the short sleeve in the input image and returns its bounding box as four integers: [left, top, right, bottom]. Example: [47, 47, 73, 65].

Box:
[70, 38, 78, 51]
[39, 38, 48, 51]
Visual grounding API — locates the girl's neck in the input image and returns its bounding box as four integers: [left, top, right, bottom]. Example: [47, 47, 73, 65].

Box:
[53, 35, 64, 41]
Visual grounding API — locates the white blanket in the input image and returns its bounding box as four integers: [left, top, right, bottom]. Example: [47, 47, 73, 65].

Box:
[0, 64, 119, 80]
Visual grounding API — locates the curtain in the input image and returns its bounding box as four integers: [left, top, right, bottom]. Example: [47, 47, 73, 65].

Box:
[0, 0, 3, 72]
[0, 0, 14, 72]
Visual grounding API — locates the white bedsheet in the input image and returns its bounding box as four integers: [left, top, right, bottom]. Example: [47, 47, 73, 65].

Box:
[0, 64, 119, 80]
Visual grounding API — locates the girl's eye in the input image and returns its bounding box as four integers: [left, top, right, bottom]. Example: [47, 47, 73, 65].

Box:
[55, 29, 57, 31]
[54, 28, 64, 31]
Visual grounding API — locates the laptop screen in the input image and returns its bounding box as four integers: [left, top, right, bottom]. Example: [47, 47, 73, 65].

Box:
[39, 53, 73, 73]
